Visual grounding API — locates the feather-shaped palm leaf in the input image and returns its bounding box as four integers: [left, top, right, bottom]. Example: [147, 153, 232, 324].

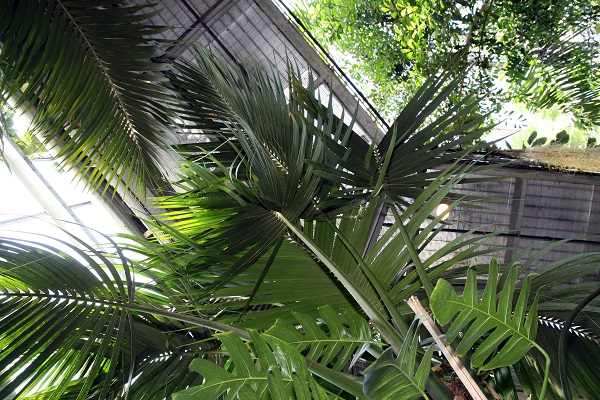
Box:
[0, 1, 175, 194]
[173, 330, 333, 400]
[0, 234, 230, 399]
[265, 305, 377, 372]
[0, 235, 136, 399]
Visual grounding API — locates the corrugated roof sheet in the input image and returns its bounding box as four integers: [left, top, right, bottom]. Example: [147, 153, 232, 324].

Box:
[133, 0, 379, 139]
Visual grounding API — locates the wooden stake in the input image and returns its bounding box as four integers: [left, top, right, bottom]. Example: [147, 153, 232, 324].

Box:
[407, 296, 488, 400]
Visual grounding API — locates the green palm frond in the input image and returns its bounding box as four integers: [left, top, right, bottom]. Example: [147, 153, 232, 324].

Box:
[516, 322, 600, 400]
[0, 234, 244, 399]
[141, 161, 506, 333]
[362, 321, 434, 400]
[291, 64, 493, 208]
[265, 305, 377, 372]
[172, 330, 333, 400]
[369, 165, 507, 303]
[526, 251, 600, 336]
[0, 235, 135, 399]
[0, 0, 176, 194]
[207, 239, 356, 329]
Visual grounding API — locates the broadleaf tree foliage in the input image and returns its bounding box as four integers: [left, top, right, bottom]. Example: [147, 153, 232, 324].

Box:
[295, 0, 600, 126]
[0, 1, 599, 399]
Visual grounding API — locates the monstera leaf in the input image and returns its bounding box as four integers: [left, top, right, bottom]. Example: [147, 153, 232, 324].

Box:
[173, 330, 331, 400]
[265, 305, 377, 372]
[362, 321, 434, 400]
[431, 259, 550, 397]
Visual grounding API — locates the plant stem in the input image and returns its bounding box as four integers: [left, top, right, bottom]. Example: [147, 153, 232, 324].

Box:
[408, 296, 488, 400]
[558, 285, 600, 400]
[275, 211, 406, 349]
[532, 343, 551, 400]
[321, 213, 409, 336]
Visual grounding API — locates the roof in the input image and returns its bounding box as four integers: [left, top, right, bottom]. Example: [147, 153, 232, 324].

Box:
[136, 0, 384, 139]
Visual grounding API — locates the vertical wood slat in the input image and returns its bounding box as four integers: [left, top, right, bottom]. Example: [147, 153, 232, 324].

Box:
[504, 177, 528, 264]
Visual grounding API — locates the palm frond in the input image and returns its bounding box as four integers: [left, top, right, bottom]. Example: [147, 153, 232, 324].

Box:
[0, 234, 135, 398]
[172, 330, 333, 400]
[265, 305, 376, 372]
[292, 62, 494, 207]
[207, 239, 356, 329]
[362, 320, 434, 400]
[0, 234, 240, 399]
[0, 0, 176, 194]
[516, 321, 600, 400]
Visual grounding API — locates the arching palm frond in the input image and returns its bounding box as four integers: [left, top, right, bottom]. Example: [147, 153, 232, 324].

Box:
[0, 1, 176, 194]
[173, 330, 334, 400]
[0, 234, 232, 399]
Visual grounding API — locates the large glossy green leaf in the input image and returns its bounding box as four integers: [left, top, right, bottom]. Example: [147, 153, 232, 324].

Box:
[362, 321, 434, 400]
[0, 0, 176, 194]
[430, 259, 540, 371]
[173, 330, 331, 400]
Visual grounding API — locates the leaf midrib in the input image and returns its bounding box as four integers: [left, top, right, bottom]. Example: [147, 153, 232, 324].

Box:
[445, 298, 535, 345]
[58, 0, 141, 147]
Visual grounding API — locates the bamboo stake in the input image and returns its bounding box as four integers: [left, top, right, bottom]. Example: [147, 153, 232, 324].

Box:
[407, 296, 488, 400]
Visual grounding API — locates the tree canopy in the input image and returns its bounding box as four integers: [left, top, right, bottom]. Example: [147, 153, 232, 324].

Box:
[296, 0, 600, 126]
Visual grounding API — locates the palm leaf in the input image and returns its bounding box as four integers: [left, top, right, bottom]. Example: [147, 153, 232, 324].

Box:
[526, 251, 600, 336]
[0, 234, 244, 399]
[173, 330, 332, 400]
[265, 305, 377, 372]
[207, 240, 357, 330]
[0, 234, 135, 399]
[362, 320, 434, 400]
[292, 62, 494, 207]
[0, 0, 176, 194]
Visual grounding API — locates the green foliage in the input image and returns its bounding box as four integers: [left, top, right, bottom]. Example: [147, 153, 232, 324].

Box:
[2, 7, 600, 396]
[362, 321, 434, 400]
[296, 0, 600, 125]
[431, 260, 542, 371]
[431, 260, 550, 398]
[265, 306, 376, 372]
[0, 1, 176, 195]
[517, 323, 600, 400]
[527, 131, 548, 148]
[174, 331, 332, 400]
